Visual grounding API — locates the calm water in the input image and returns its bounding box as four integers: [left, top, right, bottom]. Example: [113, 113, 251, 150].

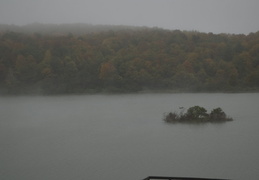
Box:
[0, 93, 259, 180]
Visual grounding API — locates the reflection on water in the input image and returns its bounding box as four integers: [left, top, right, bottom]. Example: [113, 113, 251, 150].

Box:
[0, 93, 259, 180]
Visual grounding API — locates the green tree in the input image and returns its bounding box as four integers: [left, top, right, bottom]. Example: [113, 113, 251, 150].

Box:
[210, 108, 226, 120]
[15, 55, 38, 83]
[99, 61, 122, 89]
[186, 106, 208, 120]
[0, 62, 7, 83]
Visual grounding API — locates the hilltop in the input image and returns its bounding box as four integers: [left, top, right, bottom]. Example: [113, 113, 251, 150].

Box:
[0, 24, 258, 94]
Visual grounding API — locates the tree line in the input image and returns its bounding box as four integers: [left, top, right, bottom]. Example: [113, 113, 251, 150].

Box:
[0, 26, 258, 94]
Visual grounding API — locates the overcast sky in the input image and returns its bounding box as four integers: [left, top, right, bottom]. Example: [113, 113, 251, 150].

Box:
[0, 0, 258, 34]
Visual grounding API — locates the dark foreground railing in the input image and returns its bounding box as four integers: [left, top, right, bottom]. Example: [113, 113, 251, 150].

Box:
[143, 176, 230, 180]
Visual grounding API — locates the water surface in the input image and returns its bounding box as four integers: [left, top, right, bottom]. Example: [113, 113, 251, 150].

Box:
[1, 93, 259, 180]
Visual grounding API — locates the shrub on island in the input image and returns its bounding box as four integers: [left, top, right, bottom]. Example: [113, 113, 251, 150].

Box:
[164, 106, 233, 123]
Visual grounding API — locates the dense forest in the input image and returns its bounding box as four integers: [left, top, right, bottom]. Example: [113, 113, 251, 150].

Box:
[0, 24, 259, 94]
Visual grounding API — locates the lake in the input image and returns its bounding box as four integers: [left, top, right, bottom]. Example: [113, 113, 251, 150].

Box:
[1, 93, 259, 180]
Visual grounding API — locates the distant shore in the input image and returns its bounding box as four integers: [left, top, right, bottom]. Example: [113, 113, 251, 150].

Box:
[0, 27, 258, 95]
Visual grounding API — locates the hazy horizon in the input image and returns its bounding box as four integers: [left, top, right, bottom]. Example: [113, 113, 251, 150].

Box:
[1, 0, 259, 34]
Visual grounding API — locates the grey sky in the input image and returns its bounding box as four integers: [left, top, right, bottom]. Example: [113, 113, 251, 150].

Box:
[0, 0, 258, 34]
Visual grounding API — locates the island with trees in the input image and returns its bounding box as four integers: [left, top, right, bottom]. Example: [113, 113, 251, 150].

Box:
[164, 106, 233, 123]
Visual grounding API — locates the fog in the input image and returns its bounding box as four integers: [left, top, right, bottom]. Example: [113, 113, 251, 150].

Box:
[1, 0, 259, 34]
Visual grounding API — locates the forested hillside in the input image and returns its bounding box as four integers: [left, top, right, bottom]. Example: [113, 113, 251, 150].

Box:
[0, 26, 258, 94]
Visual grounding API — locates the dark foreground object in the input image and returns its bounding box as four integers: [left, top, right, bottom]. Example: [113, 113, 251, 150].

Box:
[143, 176, 230, 180]
[164, 106, 233, 123]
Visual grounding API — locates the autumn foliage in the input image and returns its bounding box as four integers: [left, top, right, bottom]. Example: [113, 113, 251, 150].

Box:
[0, 26, 258, 94]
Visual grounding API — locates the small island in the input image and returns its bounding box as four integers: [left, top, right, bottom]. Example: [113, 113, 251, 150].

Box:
[164, 106, 233, 123]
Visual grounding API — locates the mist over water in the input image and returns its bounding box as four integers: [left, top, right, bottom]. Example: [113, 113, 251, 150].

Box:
[1, 93, 259, 180]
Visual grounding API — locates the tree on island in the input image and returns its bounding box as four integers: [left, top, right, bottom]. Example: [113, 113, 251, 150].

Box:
[164, 106, 233, 123]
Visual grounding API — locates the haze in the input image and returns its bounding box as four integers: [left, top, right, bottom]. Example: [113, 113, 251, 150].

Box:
[0, 0, 259, 34]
